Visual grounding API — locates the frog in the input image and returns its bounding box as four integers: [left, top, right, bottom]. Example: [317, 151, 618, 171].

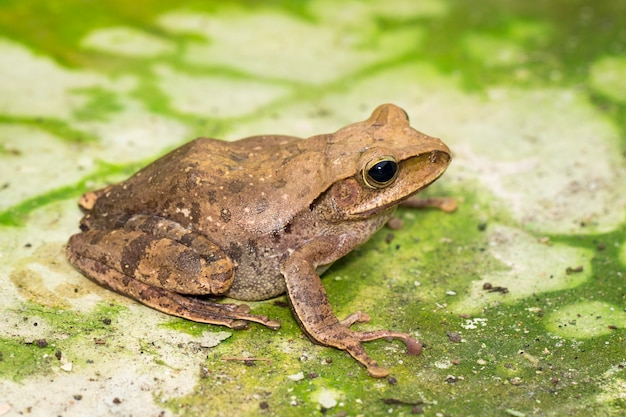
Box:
[66, 103, 453, 378]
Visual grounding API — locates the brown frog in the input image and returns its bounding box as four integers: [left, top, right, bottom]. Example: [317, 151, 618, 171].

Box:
[67, 104, 452, 378]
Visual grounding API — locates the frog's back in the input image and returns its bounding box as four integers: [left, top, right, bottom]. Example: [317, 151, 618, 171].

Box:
[84, 135, 332, 238]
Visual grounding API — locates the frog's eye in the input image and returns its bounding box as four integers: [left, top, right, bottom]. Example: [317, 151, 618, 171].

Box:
[363, 156, 398, 188]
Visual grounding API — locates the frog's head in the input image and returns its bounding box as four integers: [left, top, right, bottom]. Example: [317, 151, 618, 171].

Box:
[324, 103, 451, 219]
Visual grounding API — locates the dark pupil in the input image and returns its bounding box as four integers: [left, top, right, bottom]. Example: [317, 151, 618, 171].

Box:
[368, 160, 397, 183]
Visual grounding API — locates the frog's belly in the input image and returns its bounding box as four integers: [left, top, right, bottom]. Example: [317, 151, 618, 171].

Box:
[224, 255, 335, 301]
[225, 272, 286, 301]
[223, 244, 287, 301]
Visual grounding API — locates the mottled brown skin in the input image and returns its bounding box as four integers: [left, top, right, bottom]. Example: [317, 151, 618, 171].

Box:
[67, 104, 452, 378]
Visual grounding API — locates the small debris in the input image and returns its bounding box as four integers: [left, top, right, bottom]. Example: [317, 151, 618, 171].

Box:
[35, 339, 48, 348]
[112, 397, 121, 405]
[60, 362, 73, 372]
[388, 377, 397, 385]
[199, 365, 211, 378]
[483, 283, 509, 293]
[317, 389, 338, 409]
[385, 233, 395, 244]
[596, 242, 606, 251]
[446, 331, 462, 343]
[287, 372, 305, 381]
[520, 351, 540, 366]
[461, 317, 488, 329]
[435, 360, 452, 369]
[259, 401, 269, 410]
[509, 377, 522, 386]
[199, 331, 232, 348]
[381, 398, 423, 406]
[73, 395, 83, 401]
[477, 222, 487, 231]
[445, 375, 458, 384]
[102, 318, 112, 325]
[222, 356, 272, 366]
[55, 350, 62, 360]
[565, 265, 583, 275]
[504, 409, 526, 417]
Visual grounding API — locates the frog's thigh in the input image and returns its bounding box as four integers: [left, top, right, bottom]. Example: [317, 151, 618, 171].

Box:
[68, 229, 234, 295]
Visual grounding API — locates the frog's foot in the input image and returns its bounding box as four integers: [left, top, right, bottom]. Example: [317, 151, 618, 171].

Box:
[168, 291, 282, 330]
[400, 196, 457, 212]
[337, 322, 422, 378]
[339, 311, 371, 326]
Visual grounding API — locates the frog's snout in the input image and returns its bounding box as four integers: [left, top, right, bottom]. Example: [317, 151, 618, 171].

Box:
[432, 150, 448, 161]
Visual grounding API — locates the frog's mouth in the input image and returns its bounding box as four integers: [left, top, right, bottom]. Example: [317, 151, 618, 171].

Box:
[348, 150, 451, 218]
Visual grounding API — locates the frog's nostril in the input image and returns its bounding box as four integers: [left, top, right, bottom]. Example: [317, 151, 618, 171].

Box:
[429, 150, 449, 164]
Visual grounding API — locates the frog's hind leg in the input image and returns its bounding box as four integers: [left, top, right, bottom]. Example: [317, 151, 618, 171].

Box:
[69, 250, 280, 329]
[67, 225, 281, 330]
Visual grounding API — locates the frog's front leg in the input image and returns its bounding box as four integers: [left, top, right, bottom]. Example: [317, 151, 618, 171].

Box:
[67, 214, 280, 330]
[280, 239, 421, 378]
